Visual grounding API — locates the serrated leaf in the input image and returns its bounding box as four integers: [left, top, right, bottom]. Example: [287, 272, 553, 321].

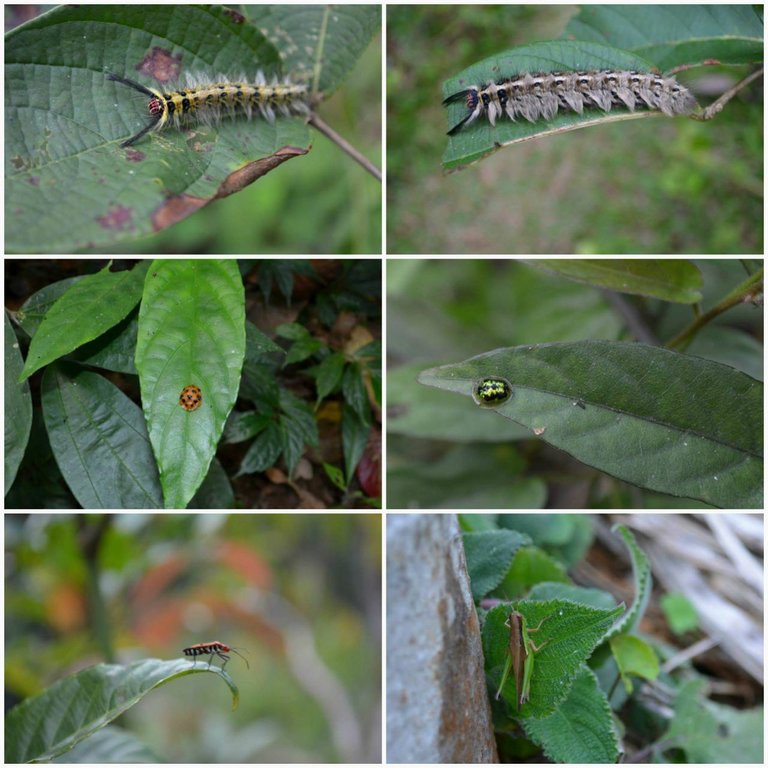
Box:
[525, 259, 703, 303]
[19, 262, 148, 381]
[135, 260, 245, 508]
[464, 530, 532, 600]
[5, 659, 241, 763]
[524, 665, 620, 763]
[443, 40, 693, 170]
[41, 364, 162, 508]
[485, 600, 624, 718]
[238, 420, 283, 475]
[418, 341, 763, 507]
[607, 525, 652, 639]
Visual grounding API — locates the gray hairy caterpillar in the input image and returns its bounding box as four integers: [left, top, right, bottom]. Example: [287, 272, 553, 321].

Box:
[444, 70, 698, 135]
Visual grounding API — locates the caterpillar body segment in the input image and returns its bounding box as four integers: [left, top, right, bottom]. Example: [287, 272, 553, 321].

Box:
[108, 71, 310, 148]
[445, 70, 697, 136]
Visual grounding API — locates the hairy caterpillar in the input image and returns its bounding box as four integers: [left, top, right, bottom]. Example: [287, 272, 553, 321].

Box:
[107, 72, 310, 147]
[444, 70, 697, 135]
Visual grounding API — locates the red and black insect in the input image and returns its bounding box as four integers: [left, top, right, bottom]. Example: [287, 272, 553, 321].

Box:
[182, 641, 250, 670]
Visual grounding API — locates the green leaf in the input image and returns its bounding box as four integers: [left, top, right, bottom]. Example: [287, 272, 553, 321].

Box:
[388, 363, 530, 442]
[19, 262, 148, 381]
[566, 5, 764, 70]
[663, 678, 764, 763]
[315, 352, 346, 402]
[463, 529, 531, 600]
[524, 666, 620, 763]
[504, 547, 569, 597]
[277, 323, 323, 365]
[418, 341, 763, 507]
[245, 320, 283, 361]
[607, 525, 653, 639]
[341, 402, 370, 482]
[6, 5, 312, 252]
[442, 40, 693, 170]
[246, 5, 381, 94]
[525, 259, 703, 303]
[41, 364, 162, 508]
[4, 312, 32, 493]
[660, 592, 700, 635]
[4, 659, 241, 763]
[135, 260, 245, 508]
[323, 462, 347, 491]
[609, 634, 660, 693]
[237, 420, 283, 475]
[485, 599, 624, 718]
[342, 363, 370, 421]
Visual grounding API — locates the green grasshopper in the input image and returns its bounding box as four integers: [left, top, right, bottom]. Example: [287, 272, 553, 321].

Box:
[494, 610, 550, 710]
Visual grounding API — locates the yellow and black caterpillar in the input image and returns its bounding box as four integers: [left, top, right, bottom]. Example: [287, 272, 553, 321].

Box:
[108, 72, 310, 147]
[444, 70, 697, 135]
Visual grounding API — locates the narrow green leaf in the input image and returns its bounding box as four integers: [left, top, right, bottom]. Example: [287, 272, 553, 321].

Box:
[342, 402, 370, 482]
[5, 659, 240, 763]
[41, 364, 162, 508]
[19, 262, 148, 381]
[607, 525, 652, 639]
[4, 312, 32, 493]
[315, 352, 346, 402]
[418, 341, 763, 507]
[525, 259, 703, 303]
[135, 260, 245, 508]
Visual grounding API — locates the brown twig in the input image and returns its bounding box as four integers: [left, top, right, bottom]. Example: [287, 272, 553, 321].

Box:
[308, 112, 381, 181]
[695, 67, 764, 120]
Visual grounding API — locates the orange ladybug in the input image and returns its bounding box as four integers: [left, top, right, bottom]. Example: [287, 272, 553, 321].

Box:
[179, 385, 202, 411]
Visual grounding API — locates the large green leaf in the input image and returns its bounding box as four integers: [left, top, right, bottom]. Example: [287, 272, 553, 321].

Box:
[246, 5, 381, 94]
[566, 5, 764, 70]
[418, 341, 763, 507]
[41, 364, 162, 509]
[18, 262, 148, 381]
[4, 312, 32, 493]
[5, 659, 241, 763]
[442, 40, 695, 170]
[135, 260, 245, 508]
[484, 600, 624, 718]
[5, 5, 311, 253]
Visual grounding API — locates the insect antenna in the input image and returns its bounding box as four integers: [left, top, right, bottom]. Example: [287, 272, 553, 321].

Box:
[107, 73, 164, 147]
[228, 646, 250, 670]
